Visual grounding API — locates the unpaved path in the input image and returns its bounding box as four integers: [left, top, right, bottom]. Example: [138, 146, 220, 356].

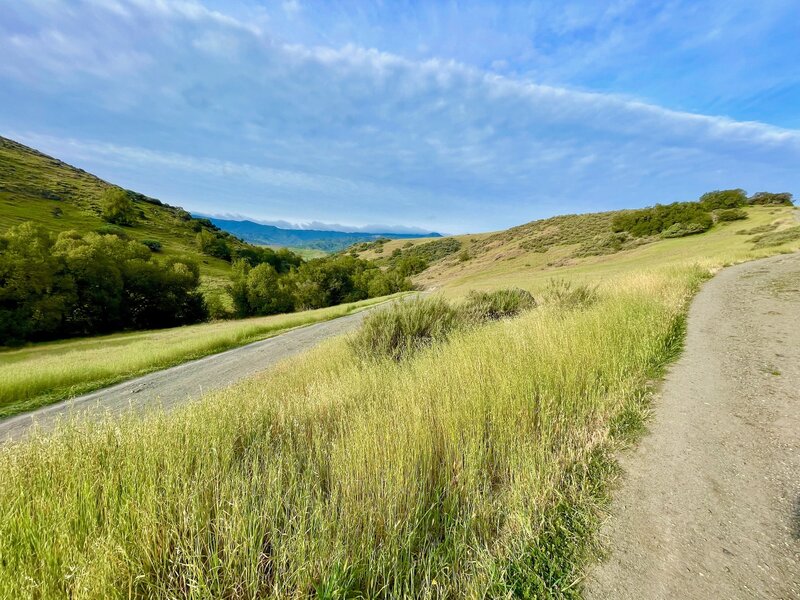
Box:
[0, 310, 373, 442]
[586, 252, 800, 599]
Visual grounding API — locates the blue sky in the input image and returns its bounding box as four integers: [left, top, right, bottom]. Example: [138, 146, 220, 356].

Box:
[2, 1, 799, 234]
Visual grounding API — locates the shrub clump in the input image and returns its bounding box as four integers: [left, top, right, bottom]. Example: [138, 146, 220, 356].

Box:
[612, 202, 713, 238]
[460, 288, 537, 323]
[748, 192, 793, 206]
[661, 222, 709, 238]
[750, 225, 800, 249]
[543, 278, 598, 309]
[714, 208, 747, 222]
[140, 239, 162, 252]
[349, 296, 459, 361]
[351, 288, 540, 361]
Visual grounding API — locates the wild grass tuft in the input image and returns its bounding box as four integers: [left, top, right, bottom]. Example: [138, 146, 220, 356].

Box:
[543, 278, 599, 309]
[348, 295, 459, 361]
[459, 287, 537, 323]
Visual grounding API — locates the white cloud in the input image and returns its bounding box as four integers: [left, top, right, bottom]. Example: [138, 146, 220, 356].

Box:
[1, 0, 798, 232]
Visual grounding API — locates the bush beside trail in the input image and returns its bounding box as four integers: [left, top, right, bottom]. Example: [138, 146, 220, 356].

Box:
[350, 286, 581, 361]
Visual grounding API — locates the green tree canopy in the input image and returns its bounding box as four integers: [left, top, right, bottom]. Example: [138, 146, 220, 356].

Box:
[100, 187, 137, 226]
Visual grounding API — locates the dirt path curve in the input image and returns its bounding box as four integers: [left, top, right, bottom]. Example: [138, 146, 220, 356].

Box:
[0, 309, 373, 443]
[586, 252, 800, 599]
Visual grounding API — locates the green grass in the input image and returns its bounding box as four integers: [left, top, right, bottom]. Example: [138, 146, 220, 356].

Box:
[0, 266, 706, 597]
[0, 201, 797, 597]
[422, 206, 799, 297]
[0, 294, 405, 419]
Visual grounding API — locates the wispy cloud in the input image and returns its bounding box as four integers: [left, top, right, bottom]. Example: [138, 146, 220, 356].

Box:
[1, 0, 798, 232]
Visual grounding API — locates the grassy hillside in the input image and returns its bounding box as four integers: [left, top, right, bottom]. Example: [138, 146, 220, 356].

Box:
[0, 136, 244, 293]
[1, 197, 798, 596]
[358, 205, 799, 296]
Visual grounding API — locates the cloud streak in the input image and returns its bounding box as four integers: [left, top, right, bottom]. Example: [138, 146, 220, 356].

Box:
[1, 0, 798, 232]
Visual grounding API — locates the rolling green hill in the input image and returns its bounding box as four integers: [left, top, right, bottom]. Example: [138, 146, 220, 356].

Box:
[0, 136, 248, 294]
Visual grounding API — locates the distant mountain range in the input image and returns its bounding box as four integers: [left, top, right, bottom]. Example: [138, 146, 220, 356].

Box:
[208, 218, 441, 252]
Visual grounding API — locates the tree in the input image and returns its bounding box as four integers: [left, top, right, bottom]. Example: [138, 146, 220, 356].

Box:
[748, 192, 794, 206]
[0, 223, 69, 342]
[196, 229, 231, 261]
[100, 188, 137, 226]
[0, 224, 206, 344]
[699, 189, 747, 210]
[245, 263, 295, 315]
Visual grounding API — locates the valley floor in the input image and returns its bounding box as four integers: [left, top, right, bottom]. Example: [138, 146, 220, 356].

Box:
[586, 252, 800, 599]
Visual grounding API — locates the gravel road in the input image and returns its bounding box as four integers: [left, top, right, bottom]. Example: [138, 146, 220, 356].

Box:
[0, 310, 373, 442]
[586, 252, 800, 599]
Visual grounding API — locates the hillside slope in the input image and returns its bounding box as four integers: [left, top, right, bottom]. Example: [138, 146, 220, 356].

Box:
[357, 204, 800, 295]
[209, 217, 440, 252]
[0, 136, 246, 292]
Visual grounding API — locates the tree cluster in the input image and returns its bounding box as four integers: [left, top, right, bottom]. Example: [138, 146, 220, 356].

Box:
[229, 254, 410, 318]
[0, 223, 206, 344]
[612, 189, 794, 238]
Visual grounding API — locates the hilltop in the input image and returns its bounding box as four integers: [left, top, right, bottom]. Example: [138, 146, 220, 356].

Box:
[0, 136, 252, 293]
[354, 193, 798, 296]
[208, 217, 440, 252]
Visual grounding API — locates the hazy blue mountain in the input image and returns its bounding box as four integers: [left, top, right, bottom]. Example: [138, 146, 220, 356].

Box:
[208, 218, 441, 252]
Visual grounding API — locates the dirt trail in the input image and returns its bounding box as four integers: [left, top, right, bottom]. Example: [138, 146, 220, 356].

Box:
[586, 252, 800, 599]
[0, 310, 372, 442]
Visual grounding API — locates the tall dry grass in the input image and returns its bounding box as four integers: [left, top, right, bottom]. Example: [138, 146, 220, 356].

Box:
[0, 267, 707, 598]
[0, 294, 403, 418]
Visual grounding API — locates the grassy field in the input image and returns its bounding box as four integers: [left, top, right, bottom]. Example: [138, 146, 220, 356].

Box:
[0, 206, 797, 597]
[0, 294, 404, 419]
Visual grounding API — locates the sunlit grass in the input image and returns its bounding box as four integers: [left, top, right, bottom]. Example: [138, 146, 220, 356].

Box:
[0, 204, 797, 597]
[0, 294, 405, 418]
[0, 266, 704, 598]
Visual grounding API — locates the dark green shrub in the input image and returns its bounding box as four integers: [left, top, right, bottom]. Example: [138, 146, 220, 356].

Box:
[458, 250, 471, 262]
[715, 208, 747, 222]
[196, 230, 231, 261]
[543, 279, 598, 309]
[612, 202, 712, 237]
[661, 222, 709, 238]
[460, 288, 537, 323]
[349, 296, 459, 361]
[100, 187, 136, 226]
[699, 189, 747, 210]
[748, 192, 794, 206]
[205, 292, 232, 320]
[574, 232, 649, 257]
[141, 239, 162, 252]
[395, 254, 428, 277]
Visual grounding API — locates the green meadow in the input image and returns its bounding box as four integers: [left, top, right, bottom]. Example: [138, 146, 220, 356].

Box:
[1, 203, 797, 597]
